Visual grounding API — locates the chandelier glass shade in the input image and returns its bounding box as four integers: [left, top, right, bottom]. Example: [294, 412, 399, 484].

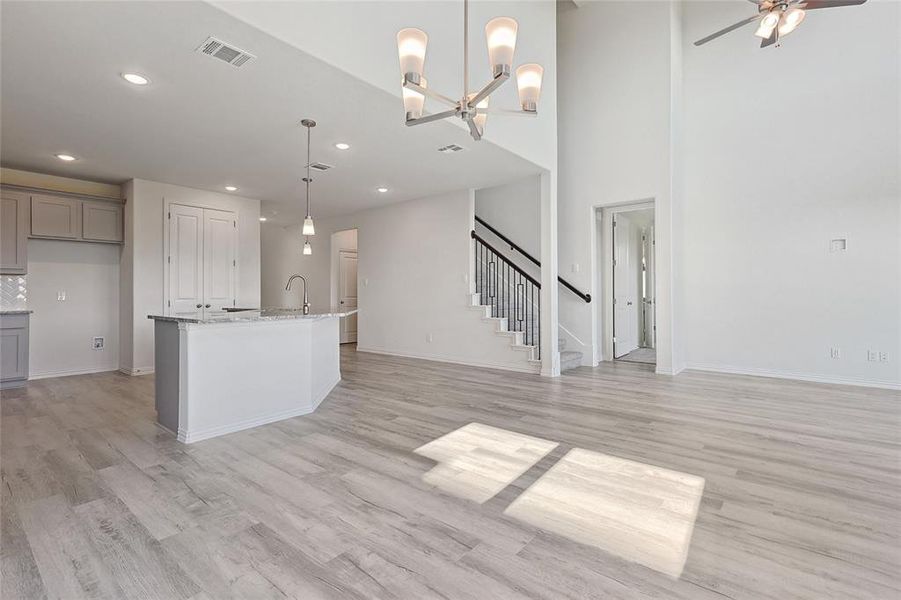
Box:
[396, 0, 543, 141]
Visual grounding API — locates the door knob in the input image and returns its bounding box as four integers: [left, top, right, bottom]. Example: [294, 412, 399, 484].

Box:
[627, 301, 633, 306]
[196, 303, 202, 308]
[340, 300, 344, 304]
[205, 304, 211, 308]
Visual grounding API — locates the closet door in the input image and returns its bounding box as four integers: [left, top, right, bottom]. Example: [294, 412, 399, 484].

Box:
[202, 209, 236, 313]
[168, 204, 204, 316]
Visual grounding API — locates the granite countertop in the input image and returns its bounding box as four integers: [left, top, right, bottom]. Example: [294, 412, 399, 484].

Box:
[147, 307, 358, 324]
[0, 309, 33, 315]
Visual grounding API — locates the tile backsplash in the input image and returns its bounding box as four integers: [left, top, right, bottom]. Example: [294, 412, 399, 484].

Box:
[0, 275, 28, 310]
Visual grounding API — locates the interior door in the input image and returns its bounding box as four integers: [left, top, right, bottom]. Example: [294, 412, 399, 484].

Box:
[338, 250, 358, 343]
[202, 208, 236, 315]
[168, 204, 204, 316]
[613, 216, 638, 358]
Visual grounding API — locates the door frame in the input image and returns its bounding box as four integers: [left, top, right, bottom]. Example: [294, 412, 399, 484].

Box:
[329, 228, 359, 343]
[162, 201, 238, 315]
[595, 200, 656, 367]
[337, 249, 358, 343]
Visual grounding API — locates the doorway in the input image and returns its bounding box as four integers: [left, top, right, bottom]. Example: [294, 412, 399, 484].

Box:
[599, 203, 656, 366]
[330, 229, 358, 344]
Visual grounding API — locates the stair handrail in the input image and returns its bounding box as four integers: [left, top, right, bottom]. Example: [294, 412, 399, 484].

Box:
[474, 215, 592, 303]
[471, 230, 540, 287]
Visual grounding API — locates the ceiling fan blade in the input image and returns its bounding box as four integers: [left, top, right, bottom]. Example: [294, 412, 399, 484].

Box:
[760, 27, 778, 47]
[800, 0, 866, 8]
[694, 15, 761, 46]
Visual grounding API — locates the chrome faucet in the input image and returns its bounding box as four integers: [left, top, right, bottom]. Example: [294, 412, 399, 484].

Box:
[285, 274, 310, 315]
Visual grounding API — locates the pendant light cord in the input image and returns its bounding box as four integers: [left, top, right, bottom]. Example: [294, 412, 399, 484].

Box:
[305, 124, 311, 218]
[463, 0, 468, 98]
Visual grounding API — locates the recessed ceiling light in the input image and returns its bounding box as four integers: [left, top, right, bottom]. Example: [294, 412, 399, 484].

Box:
[335, 142, 350, 150]
[55, 154, 76, 162]
[259, 217, 267, 222]
[225, 186, 238, 192]
[377, 187, 389, 193]
[121, 72, 150, 86]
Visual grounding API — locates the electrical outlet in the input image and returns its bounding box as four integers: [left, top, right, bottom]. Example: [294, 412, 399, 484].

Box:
[572, 263, 581, 273]
[829, 347, 841, 359]
[92, 336, 104, 350]
[426, 333, 433, 343]
[57, 291, 67, 301]
[867, 350, 878, 362]
[879, 352, 889, 362]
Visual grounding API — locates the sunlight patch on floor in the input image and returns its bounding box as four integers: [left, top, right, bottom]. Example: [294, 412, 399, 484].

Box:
[414, 423, 558, 504]
[504, 448, 705, 578]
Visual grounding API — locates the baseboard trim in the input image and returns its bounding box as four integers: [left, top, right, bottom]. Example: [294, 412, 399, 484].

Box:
[356, 346, 541, 374]
[683, 362, 900, 390]
[118, 366, 155, 376]
[177, 404, 316, 444]
[29, 366, 119, 380]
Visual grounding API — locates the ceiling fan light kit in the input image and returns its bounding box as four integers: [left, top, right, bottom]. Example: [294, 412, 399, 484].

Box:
[397, 0, 543, 141]
[695, 0, 866, 49]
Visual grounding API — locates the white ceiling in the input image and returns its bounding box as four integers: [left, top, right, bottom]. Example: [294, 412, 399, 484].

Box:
[0, 1, 540, 222]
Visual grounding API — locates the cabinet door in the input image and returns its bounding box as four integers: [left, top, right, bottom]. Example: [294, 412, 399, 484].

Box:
[202, 209, 236, 313]
[0, 316, 29, 382]
[0, 191, 28, 274]
[31, 194, 79, 239]
[82, 201, 123, 242]
[168, 204, 205, 316]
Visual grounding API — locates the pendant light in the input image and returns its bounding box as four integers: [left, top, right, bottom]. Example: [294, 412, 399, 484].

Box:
[303, 238, 312, 255]
[301, 119, 316, 238]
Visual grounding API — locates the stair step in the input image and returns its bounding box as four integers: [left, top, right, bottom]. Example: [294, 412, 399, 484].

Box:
[560, 350, 583, 372]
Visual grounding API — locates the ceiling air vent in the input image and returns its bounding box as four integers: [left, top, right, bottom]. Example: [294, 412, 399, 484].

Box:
[306, 162, 334, 172]
[438, 144, 466, 153]
[195, 36, 256, 68]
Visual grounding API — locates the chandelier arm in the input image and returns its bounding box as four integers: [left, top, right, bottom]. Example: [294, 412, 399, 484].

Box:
[466, 117, 482, 141]
[403, 79, 459, 107]
[477, 107, 538, 117]
[405, 107, 460, 126]
[467, 70, 510, 109]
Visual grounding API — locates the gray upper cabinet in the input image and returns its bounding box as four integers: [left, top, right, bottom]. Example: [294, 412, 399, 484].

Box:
[82, 200, 124, 242]
[0, 191, 28, 274]
[31, 194, 80, 239]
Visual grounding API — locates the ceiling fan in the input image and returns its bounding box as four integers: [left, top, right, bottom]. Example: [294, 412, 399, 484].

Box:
[694, 0, 867, 48]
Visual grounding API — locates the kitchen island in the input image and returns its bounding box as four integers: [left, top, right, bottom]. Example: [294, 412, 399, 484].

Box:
[148, 308, 357, 443]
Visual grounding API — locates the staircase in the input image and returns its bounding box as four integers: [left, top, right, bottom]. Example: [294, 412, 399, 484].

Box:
[469, 219, 591, 374]
[558, 336, 583, 372]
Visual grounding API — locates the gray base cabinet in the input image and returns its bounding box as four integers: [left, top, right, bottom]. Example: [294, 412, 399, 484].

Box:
[1, 313, 30, 389]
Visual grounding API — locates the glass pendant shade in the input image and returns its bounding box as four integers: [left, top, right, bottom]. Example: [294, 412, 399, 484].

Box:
[778, 8, 805, 36]
[302, 215, 315, 236]
[303, 239, 312, 255]
[754, 12, 780, 38]
[515, 64, 543, 112]
[402, 76, 427, 119]
[397, 28, 428, 80]
[485, 17, 517, 74]
[468, 93, 489, 134]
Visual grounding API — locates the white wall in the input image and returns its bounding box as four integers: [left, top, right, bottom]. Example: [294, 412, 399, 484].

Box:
[120, 179, 261, 374]
[27, 240, 120, 378]
[557, 2, 676, 370]
[261, 189, 537, 371]
[475, 176, 541, 257]
[678, 0, 900, 388]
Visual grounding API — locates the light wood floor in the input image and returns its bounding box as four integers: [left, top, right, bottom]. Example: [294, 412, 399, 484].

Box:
[2, 346, 899, 599]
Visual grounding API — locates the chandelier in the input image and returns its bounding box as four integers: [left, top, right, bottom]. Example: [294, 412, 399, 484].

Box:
[300, 118, 315, 255]
[396, 0, 544, 141]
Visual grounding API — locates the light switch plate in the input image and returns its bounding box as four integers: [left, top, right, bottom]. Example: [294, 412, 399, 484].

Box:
[92, 337, 104, 350]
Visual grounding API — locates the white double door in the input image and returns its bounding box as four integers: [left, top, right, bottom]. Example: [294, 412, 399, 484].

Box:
[168, 204, 236, 318]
